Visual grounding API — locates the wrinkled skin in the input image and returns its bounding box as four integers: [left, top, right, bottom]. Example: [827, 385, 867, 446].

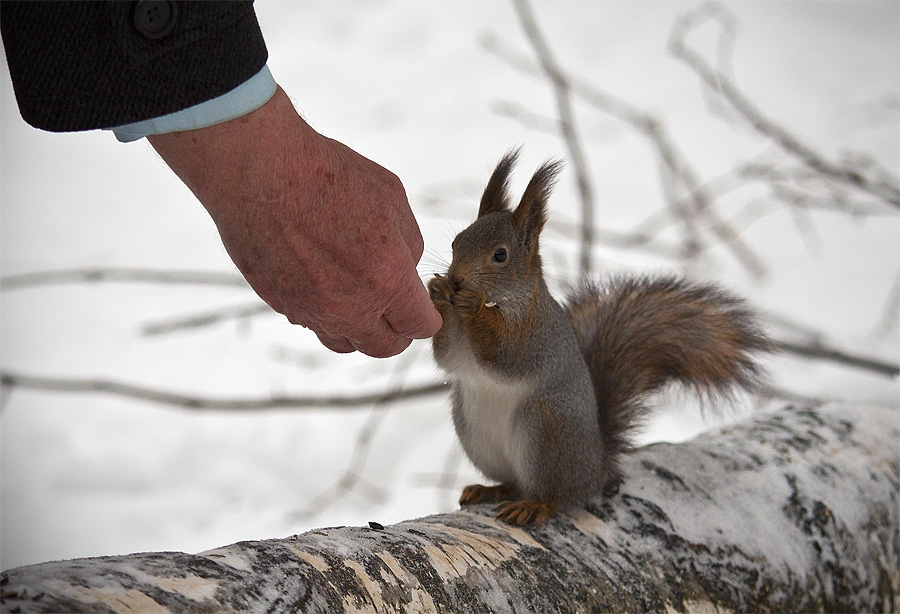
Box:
[148, 86, 441, 358]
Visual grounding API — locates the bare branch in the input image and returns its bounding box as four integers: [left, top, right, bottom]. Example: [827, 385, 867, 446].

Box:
[668, 2, 900, 210]
[290, 407, 391, 521]
[490, 99, 560, 135]
[140, 302, 272, 336]
[511, 0, 597, 277]
[759, 384, 830, 408]
[746, 162, 897, 216]
[571, 73, 767, 277]
[290, 346, 431, 520]
[873, 272, 900, 339]
[761, 311, 828, 345]
[0, 268, 249, 290]
[0, 371, 449, 411]
[777, 190, 826, 255]
[772, 340, 900, 379]
[717, 196, 779, 238]
[422, 182, 687, 260]
[482, 21, 768, 278]
[543, 218, 685, 261]
[0, 384, 12, 413]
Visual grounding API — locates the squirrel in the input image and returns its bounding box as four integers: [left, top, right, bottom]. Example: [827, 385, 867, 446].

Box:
[427, 150, 771, 526]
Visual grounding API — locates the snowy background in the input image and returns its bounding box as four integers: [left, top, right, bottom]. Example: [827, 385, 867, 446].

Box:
[2, 1, 897, 571]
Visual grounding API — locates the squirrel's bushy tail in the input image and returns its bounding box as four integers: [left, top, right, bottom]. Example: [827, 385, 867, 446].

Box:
[566, 275, 771, 479]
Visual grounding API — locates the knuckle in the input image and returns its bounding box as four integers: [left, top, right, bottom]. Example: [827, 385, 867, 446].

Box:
[380, 169, 405, 196]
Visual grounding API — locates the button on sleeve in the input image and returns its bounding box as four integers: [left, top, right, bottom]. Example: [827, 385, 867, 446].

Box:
[134, 0, 178, 40]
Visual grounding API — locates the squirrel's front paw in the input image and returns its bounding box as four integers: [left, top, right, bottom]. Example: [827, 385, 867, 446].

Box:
[453, 288, 486, 316]
[428, 275, 454, 307]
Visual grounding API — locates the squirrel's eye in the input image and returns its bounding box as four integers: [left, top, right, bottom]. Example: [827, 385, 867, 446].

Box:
[493, 247, 507, 263]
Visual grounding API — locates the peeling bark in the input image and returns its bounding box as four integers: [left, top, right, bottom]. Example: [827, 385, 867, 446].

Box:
[2, 403, 898, 614]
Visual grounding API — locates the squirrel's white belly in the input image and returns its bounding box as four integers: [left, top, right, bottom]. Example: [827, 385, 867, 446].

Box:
[443, 345, 531, 486]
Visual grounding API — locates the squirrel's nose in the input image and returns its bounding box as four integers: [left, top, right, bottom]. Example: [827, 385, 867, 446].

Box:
[448, 272, 465, 288]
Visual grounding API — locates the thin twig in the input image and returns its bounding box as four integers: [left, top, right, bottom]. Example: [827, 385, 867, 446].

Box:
[409, 443, 471, 513]
[0, 371, 449, 411]
[761, 311, 828, 345]
[668, 2, 900, 210]
[427, 191, 685, 260]
[873, 272, 900, 340]
[490, 99, 561, 135]
[759, 384, 830, 408]
[141, 302, 272, 336]
[0, 384, 12, 413]
[544, 219, 684, 260]
[483, 23, 767, 278]
[0, 268, 249, 290]
[289, 346, 431, 521]
[566, 47, 767, 277]
[772, 340, 900, 379]
[512, 0, 596, 277]
[290, 408, 392, 521]
[749, 161, 897, 217]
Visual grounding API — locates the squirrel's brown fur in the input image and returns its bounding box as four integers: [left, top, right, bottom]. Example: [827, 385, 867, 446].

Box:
[568, 275, 771, 484]
[428, 150, 771, 525]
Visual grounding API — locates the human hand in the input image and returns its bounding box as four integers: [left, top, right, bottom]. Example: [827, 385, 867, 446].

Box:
[147, 87, 441, 358]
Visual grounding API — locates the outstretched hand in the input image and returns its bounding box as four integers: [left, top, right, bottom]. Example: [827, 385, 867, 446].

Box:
[148, 87, 441, 358]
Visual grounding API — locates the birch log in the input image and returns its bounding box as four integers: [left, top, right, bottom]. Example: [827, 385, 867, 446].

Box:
[2, 403, 898, 614]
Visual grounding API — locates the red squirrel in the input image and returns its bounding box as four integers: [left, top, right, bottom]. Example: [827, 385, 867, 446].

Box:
[428, 151, 771, 525]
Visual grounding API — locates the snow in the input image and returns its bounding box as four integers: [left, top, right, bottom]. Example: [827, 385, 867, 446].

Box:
[1, 1, 897, 571]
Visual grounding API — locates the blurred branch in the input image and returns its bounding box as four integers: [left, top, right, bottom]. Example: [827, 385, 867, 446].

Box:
[511, 0, 596, 277]
[0, 384, 12, 413]
[483, 12, 768, 278]
[773, 340, 900, 379]
[572, 88, 766, 277]
[430, 196, 687, 260]
[290, 407, 391, 521]
[761, 311, 828, 345]
[490, 99, 560, 135]
[0, 267, 249, 290]
[873, 272, 900, 339]
[410, 443, 470, 513]
[544, 219, 684, 261]
[141, 302, 271, 336]
[290, 346, 428, 521]
[668, 2, 900, 211]
[759, 384, 829, 408]
[740, 162, 897, 217]
[0, 371, 448, 411]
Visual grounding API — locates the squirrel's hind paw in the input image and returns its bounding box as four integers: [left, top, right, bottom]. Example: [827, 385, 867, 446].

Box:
[497, 499, 559, 525]
[459, 483, 518, 506]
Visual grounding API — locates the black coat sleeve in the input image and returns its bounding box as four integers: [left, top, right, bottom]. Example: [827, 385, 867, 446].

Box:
[0, 0, 268, 132]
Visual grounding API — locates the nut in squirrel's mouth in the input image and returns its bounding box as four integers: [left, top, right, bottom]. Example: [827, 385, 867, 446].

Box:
[484, 301, 498, 308]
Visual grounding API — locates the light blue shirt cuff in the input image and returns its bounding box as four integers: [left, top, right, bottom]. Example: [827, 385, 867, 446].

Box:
[108, 65, 277, 143]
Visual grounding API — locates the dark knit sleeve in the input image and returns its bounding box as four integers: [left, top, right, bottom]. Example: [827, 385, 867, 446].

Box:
[0, 1, 268, 132]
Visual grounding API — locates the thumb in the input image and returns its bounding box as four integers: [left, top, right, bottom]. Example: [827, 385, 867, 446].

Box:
[383, 271, 442, 340]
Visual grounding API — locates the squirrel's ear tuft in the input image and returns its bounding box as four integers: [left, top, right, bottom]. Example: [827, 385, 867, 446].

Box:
[478, 149, 520, 218]
[512, 160, 562, 239]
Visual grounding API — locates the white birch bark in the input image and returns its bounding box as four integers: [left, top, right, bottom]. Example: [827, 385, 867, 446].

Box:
[2, 402, 898, 613]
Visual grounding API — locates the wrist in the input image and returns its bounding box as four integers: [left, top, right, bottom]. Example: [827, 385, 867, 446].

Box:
[110, 68, 277, 143]
[147, 86, 310, 217]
